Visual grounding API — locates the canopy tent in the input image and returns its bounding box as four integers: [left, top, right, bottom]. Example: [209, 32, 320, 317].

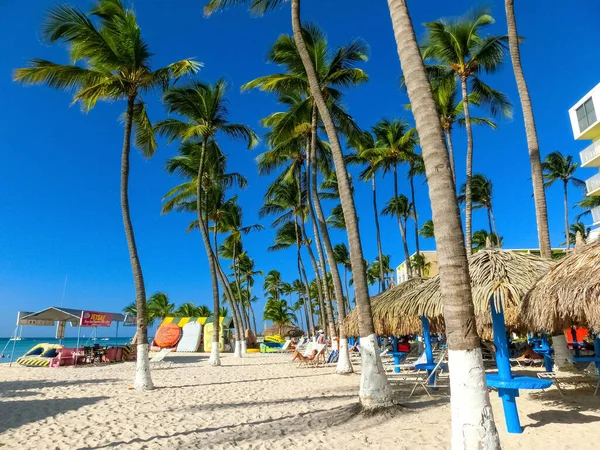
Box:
[18, 307, 127, 327]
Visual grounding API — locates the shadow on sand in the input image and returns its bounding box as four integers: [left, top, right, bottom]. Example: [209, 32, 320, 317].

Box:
[0, 396, 109, 434]
[81, 401, 388, 449]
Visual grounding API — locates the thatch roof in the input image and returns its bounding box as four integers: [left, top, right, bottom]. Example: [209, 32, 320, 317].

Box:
[521, 239, 600, 333]
[399, 249, 553, 330]
[343, 278, 429, 337]
[262, 323, 303, 338]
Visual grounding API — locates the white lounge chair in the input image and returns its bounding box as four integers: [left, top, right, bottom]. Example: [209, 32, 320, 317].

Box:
[150, 348, 173, 365]
[277, 340, 292, 353]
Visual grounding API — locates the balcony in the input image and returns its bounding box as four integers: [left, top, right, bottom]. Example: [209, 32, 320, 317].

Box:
[580, 140, 600, 168]
[586, 172, 600, 196]
[592, 206, 600, 225]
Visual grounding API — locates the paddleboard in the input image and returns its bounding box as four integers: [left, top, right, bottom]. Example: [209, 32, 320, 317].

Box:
[177, 322, 202, 352]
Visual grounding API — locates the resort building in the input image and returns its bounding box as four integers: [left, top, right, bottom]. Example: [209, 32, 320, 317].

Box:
[396, 248, 566, 284]
[570, 82, 600, 241]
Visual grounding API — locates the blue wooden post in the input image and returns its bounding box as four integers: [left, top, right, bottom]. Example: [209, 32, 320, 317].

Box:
[421, 316, 436, 385]
[594, 337, 600, 373]
[541, 334, 553, 372]
[490, 298, 522, 434]
[391, 336, 398, 352]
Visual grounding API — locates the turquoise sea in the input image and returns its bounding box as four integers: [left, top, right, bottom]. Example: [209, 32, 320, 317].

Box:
[0, 337, 135, 362]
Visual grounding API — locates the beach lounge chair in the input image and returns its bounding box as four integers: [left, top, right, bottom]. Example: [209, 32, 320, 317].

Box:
[538, 372, 599, 397]
[298, 344, 326, 368]
[277, 340, 293, 353]
[408, 351, 449, 398]
[150, 348, 173, 365]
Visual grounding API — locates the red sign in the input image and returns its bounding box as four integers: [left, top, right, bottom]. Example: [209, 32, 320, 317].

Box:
[80, 311, 113, 327]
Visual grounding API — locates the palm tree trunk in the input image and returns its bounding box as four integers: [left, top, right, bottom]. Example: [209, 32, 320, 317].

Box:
[486, 209, 494, 235]
[291, 0, 391, 408]
[564, 181, 570, 250]
[409, 171, 421, 276]
[309, 106, 351, 372]
[197, 139, 221, 366]
[122, 97, 153, 390]
[490, 207, 500, 246]
[399, 217, 411, 276]
[294, 213, 314, 337]
[505, 0, 552, 259]
[460, 76, 474, 254]
[372, 176, 385, 292]
[215, 258, 243, 357]
[444, 129, 456, 184]
[386, 1, 501, 447]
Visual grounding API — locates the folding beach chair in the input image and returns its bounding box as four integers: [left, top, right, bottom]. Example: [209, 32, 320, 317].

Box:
[298, 344, 326, 368]
[408, 351, 449, 398]
[150, 348, 173, 367]
[277, 340, 293, 353]
[538, 372, 599, 397]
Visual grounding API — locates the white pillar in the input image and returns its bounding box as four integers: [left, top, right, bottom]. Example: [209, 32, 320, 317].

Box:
[208, 342, 221, 366]
[134, 344, 154, 390]
[358, 334, 393, 408]
[336, 338, 353, 374]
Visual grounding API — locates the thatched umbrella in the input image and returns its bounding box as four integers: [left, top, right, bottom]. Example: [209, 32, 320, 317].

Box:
[522, 239, 600, 332]
[521, 239, 600, 372]
[343, 277, 427, 337]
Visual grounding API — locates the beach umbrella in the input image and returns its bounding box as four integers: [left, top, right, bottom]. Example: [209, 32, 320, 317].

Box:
[389, 247, 555, 434]
[521, 238, 600, 376]
[343, 277, 427, 337]
[521, 239, 600, 333]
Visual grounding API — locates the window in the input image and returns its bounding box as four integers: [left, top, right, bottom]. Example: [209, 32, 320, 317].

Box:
[576, 98, 597, 133]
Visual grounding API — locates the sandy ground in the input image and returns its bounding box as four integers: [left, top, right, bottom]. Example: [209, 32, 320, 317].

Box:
[0, 353, 599, 449]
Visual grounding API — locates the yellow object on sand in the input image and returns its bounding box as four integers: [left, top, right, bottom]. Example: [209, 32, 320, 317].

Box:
[264, 334, 285, 344]
[16, 343, 63, 367]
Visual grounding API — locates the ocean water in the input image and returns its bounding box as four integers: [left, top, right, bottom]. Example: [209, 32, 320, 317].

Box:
[0, 337, 135, 362]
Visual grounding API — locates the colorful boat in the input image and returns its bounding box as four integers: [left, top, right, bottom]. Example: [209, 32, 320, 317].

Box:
[16, 343, 63, 367]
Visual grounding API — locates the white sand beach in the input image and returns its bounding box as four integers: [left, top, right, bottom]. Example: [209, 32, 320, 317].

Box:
[1, 354, 599, 449]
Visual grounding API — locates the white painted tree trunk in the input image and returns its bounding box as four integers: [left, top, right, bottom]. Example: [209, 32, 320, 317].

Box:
[336, 338, 353, 374]
[359, 334, 394, 408]
[208, 342, 221, 366]
[233, 340, 242, 358]
[241, 340, 247, 354]
[552, 334, 573, 372]
[448, 349, 500, 450]
[134, 344, 154, 390]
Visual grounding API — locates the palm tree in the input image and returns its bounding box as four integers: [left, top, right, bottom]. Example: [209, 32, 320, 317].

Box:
[564, 222, 590, 246]
[206, 0, 391, 407]
[157, 80, 257, 363]
[542, 152, 585, 250]
[428, 74, 497, 183]
[410, 254, 431, 277]
[576, 196, 600, 222]
[291, 278, 311, 336]
[381, 194, 413, 280]
[197, 305, 213, 317]
[472, 230, 503, 251]
[367, 255, 395, 289]
[422, 7, 512, 253]
[177, 302, 199, 317]
[263, 270, 283, 301]
[238, 253, 263, 334]
[333, 243, 352, 312]
[505, 0, 552, 258]
[419, 220, 435, 239]
[458, 174, 498, 239]
[14, 0, 200, 391]
[347, 131, 386, 290]
[386, 0, 501, 445]
[219, 306, 229, 318]
[264, 299, 296, 335]
[147, 292, 175, 320]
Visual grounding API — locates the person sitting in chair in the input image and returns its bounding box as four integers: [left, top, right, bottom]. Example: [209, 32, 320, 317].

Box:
[292, 349, 318, 362]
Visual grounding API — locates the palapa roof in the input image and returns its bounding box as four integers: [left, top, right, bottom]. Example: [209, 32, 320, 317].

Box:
[344, 278, 431, 337]
[521, 239, 600, 333]
[262, 323, 303, 337]
[399, 249, 553, 334]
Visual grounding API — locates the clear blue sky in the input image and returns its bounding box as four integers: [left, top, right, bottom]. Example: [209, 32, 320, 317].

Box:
[1, 0, 599, 337]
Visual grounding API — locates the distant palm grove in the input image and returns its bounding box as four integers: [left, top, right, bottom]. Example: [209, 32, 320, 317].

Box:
[14, 0, 594, 447]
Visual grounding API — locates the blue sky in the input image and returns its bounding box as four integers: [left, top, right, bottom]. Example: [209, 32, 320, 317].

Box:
[1, 0, 599, 338]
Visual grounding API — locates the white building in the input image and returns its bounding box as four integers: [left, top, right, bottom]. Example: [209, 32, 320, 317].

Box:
[569, 82, 600, 241]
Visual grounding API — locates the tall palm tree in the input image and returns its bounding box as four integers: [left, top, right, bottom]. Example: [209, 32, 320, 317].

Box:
[419, 220, 435, 239]
[264, 299, 296, 335]
[381, 194, 413, 280]
[333, 243, 352, 312]
[197, 305, 213, 317]
[505, 0, 552, 258]
[264, 270, 283, 301]
[564, 222, 590, 246]
[14, 0, 200, 390]
[422, 8, 512, 253]
[206, 0, 391, 407]
[148, 292, 175, 319]
[472, 229, 503, 251]
[367, 255, 395, 289]
[386, 1, 501, 445]
[157, 80, 257, 362]
[542, 152, 585, 250]
[238, 253, 263, 334]
[458, 174, 498, 239]
[177, 302, 199, 317]
[291, 278, 311, 336]
[576, 196, 600, 222]
[347, 131, 385, 291]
